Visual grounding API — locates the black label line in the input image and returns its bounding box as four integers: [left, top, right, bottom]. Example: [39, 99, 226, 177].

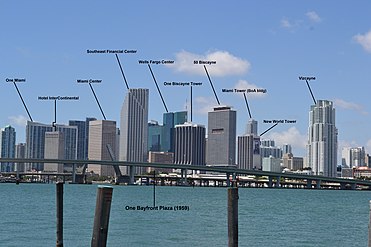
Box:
[190, 85, 193, 122]
[52, 100, 57, 131]
[89, 83, 107, 120]
[115, 54, 130, 90]
[12, 81, 33, 122]
[243, 92, 252, 119]
[305, 80, 317, 105]
[148, 64, 169, 113]
[153, 170, 156, 208]
[203, 65, 220, 105]
[260, 123, 278, 136]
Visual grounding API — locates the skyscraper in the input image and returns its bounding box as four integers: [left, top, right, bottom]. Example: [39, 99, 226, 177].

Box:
[237, 119, 261, 170]
[174, 123, 206, 166]
[342, 147, 365, 167]
[120, 88, 149, 175]
[246, 118, 258, 136]
[44, 131, 65, 173]
[207, 106, 236, 166]
[88, 120, 117, 176]
[148, 111, 188, 153]
[25, 121, 77, 171]
[0, 125, 16, 172]
[307, 100, 338, 177]
[69, 117, 96, 160]
[15, 143, 26, 172]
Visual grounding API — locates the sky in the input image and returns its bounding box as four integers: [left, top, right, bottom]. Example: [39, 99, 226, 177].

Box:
[1, 1, 371, 160]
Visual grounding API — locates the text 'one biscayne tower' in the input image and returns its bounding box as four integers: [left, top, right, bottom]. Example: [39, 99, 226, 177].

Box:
[307, 100, 338, 177]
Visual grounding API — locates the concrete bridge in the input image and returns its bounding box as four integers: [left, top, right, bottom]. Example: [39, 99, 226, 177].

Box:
[1, 158, 370, 190]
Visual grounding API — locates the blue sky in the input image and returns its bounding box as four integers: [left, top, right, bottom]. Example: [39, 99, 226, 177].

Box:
[1, 1, 371, 159]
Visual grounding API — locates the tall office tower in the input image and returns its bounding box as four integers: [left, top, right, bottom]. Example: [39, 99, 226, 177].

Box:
[162, 111, 187, 152]
[120, 88, 149, 175]
[148, 111, 188, 153]
[207, 106, 236, 166]
[237, 135, 261, 170]
[0, 125, 16, 172]
[44, 132, 65, 173]
[282, 144, 292, 154]
[307, 100, 338, 177]
[69, 117, 96, 160]
[15, 143, 26, 172]
[174, 123, 206, 166]
[148, 120, 162, 152]
[260, 139, 283, 158]
[246, 118, 258, 135]
[237, 119, 261, 170]
[25, 121, 77, 171]
[88, 120, 117, 177]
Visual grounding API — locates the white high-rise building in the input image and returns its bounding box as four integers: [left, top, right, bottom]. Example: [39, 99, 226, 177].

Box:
[307, 100, 338, 177]
[119, 88, 149, 175]
[342, 147, 365, 167]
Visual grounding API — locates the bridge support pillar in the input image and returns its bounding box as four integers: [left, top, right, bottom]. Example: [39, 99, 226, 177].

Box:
[268, 176, 273, 188]
[129, 165, 135, 185]
[72, 164, 76, 184]
[316, 179, 321, 189]
[275, 176, 281, 188]
[226, 173, 231, 187]
[340, 183, 346, 190]
[351, 183, 357, 190]
[306, 179, 312, 189]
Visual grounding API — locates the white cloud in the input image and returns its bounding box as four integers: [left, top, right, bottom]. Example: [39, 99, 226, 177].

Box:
[333, 98, 368, 115]
[194, 96, 219, 115]
[167, 50, 250, 76]
[265, 127, 307, 150]
[8, 115, 28, 127]
[306, 11, 321, 23]
[354, 30, 371, 53]
[234, 80, 267, 99]
[280, 18, 294, 29]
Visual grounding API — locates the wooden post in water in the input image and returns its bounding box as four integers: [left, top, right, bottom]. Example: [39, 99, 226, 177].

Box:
[228, 186, 238, 247]
[56, 182, 64, 247]
[91, 186, 113, 247]
[368, 200, 371, 247]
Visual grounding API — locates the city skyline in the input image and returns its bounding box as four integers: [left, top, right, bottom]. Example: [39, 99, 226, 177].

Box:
[2, 1, 371, 161]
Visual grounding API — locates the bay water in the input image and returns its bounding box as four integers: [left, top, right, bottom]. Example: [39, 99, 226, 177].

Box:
[0, 183, 370, 246]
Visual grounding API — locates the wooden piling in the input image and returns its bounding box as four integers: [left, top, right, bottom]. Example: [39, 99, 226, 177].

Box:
[56, 182, 64, 247]
[228, 186, 238, 247]
[91, 186, 113, 247]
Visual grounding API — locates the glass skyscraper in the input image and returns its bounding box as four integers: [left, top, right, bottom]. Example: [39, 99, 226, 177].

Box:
[25, 121, 77, 171]
[0, 125, 16, 172]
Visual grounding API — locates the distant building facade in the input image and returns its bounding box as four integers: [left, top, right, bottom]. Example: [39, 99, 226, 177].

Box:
[0, 125, 16, 172]
[307, 100, 337, 177]
[44, 131, 65, 173]
[120, 88, 149, 175]
[174, 123, 206, 166]
[88, 120, 117, 177]
[207, 106, 236, 166]
[25, 121, 77, 171]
